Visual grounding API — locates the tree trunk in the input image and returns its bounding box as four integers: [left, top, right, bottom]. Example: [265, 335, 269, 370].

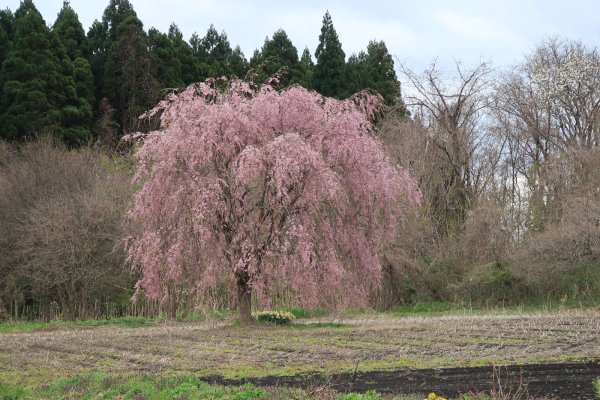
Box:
[237, 279, 252, 325]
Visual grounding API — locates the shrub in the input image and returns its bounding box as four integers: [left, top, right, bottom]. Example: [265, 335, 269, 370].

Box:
[0, 137, 134, 320]
[252, 310, 296, 325]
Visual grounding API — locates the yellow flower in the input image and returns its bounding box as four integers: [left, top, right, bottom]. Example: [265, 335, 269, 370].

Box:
[424, 393, 446, 400]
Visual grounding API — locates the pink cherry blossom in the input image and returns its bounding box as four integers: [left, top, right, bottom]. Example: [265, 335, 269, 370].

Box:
[126, 79, 421, 321]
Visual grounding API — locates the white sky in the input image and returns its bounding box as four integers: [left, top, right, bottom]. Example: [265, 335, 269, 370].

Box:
[4, 0, 600, 72]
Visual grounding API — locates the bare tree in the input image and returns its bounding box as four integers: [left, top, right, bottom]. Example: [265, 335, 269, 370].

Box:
[397, 60, 497, 237]
[493, 38, 600, 231]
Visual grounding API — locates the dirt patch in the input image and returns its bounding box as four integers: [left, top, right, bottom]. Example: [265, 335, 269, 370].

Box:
[205, 360, 600, 399]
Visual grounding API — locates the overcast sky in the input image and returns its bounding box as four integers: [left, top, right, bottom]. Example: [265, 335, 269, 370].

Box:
[4, 0, 600, 72]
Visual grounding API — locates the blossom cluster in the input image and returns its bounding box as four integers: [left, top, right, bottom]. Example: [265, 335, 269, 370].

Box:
[126, 78, 421, 309]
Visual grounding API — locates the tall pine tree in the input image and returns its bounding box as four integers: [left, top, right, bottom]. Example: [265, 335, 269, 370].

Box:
[104, 14, 157, 133]
[0, 9, 14, 122]
[298, 47, 314, 89]
[148, 27, 183, 89]
[229, 45, 249, 78]
[197, 25, 233, 80]
[88, 0, 156, 135]
[0, 8, 14, 69]
[87, 0, 136, 104]
[53, 1, 95, 135]
[168, 23, 198, 85]
[251, 29, 300, 87]
[52, 0, 87, 60]
[363, 40, 402, 107]
[313, 11, 346, 98]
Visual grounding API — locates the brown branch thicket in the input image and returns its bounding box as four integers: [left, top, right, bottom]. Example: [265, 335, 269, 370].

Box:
[374, 61, 515, 306]
[0, 138, 134, 320]
[492, 39, 600, 300]
[378, 44, 600, 305]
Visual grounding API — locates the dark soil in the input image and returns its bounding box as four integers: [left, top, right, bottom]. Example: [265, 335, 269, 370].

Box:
[204, 359, 600, 399]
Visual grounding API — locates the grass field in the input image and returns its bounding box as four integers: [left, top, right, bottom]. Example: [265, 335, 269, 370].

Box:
[1, 308, 599, 398]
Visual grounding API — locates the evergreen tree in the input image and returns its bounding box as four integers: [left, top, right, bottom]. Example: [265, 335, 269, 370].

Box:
[249, 48, 261, 69]
[104, 14, 157, 133]
[52, 35, 94, 143]
[71, 56, 95, 110]
[0, 0, 54, 140]
[101, 0, 136, 42]
[53, 1, 95, 134]
[87, 0, 136, 102]
[198, 25, 232, 79]
[189, 31, 201, 55]
[0, 9, 14, 121]
[298, 47, 314, 89]
[344, 51, 367, 98]
[168, 23, 198, 85]
[313, 11, 346, 98]
[229, 45, 249, 78]
[0, 0, 90, 143]
[363, 40, 402, 107]
[52, 0, 87, 60]
[0, 8, 14, 68]
[342, 41, 404, 110]
[87, 20, 108, 101]
[251, 29, 300, 86]
[148, 27, 182, 88]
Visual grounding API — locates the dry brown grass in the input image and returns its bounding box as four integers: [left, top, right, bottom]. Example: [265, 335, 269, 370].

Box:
[1, 310, 598, 383]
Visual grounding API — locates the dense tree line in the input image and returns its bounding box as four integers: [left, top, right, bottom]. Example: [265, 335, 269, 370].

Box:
[0, 0, 403, 145]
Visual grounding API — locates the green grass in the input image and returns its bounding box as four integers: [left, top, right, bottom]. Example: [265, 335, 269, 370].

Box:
[3, 300, 597, 334]
[0, 381, 28, 400]
[386, 301, 465, 317]
[0, 309, 240, 333]
[0, 372, 425, 399]
[385, 299, 600, 318]
[281, 306, 331, 319]
[595, 377, 600, 399]
[0, 316, 160, 333]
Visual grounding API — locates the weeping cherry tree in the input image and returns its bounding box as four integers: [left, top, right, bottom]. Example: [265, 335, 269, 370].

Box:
[125, 78, 421, 323]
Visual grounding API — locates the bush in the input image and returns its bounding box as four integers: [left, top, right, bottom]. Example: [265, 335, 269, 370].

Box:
[0, 138, 134, 320]
[252, 310, 296, 325]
